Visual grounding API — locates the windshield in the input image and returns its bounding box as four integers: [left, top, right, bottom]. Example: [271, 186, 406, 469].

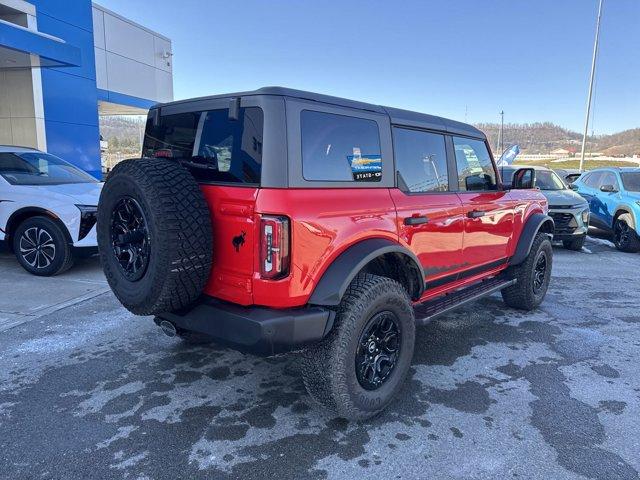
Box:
[0, 152, 97, 185]
[620, 172, 640, 192]
[535, 170, 566, 190]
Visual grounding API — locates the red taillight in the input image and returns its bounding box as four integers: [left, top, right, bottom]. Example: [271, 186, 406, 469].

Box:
[260, 215, 290, 279]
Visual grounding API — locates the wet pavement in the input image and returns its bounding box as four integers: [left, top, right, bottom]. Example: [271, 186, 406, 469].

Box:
[0, 237, 639, 479]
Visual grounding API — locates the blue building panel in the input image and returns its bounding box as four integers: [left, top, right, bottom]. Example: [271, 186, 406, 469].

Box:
[0, 21, 81, 67]
[45, 120, 101, 179]
[35, 13, 97, 80]
[41, 69, 99, 126]
[30, 0, 94, 33]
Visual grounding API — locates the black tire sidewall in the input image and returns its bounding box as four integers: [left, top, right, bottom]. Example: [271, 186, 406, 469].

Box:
[527, 237, 553, 304]
[13, 217, 69, 276]
[335, 282, 415, 416]
[614, 215, 639, 252]
[97, 171, 165, 313]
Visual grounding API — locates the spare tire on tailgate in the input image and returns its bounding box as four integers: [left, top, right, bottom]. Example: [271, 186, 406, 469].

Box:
[97, 158, 212, 315]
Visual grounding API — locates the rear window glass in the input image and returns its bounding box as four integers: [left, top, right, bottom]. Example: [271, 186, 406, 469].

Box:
[301, 110, 382, 182]
[143, 107, 263, 184]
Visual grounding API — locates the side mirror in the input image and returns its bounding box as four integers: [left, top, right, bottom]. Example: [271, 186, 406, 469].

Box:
[511, 168, 536, 189]
[600, 184, 617, 193]
[465, 174, 490, 191]
[569, 183, 579, 191]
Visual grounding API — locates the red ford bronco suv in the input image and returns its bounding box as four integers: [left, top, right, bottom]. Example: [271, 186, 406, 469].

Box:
[97, 87, 554, 420]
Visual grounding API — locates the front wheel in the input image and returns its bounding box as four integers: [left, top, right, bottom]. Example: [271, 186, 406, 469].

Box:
[613, 214, 640, 253]
[12, 216, 74, 276]
[301, 274, 415, 420]
[501, 232, 553, 311]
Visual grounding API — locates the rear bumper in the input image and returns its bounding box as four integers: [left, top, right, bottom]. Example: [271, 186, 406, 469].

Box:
[155, 297, 335, 356]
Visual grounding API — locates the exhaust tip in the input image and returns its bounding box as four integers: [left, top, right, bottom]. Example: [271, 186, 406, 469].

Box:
[159, 320, 177, 337]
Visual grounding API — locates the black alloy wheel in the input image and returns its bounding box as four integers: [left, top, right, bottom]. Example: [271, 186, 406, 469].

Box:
[355, 311, 401, 390]
[532, 251, 548, 294]
[614, 219, 631, 246]
[110, 197, 150, 281]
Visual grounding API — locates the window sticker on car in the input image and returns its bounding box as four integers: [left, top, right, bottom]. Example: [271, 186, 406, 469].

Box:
[347, 147, 382, 182]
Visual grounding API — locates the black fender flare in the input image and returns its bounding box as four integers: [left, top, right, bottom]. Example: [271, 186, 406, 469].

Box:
[308, 238, 424, 306]
[510, 213, 554, 266]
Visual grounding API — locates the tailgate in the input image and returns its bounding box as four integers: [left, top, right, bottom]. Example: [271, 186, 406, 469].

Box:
[200, 185, 258, 305]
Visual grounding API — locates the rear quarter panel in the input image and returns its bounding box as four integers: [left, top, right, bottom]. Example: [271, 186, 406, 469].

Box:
[253, 188, 398, 308]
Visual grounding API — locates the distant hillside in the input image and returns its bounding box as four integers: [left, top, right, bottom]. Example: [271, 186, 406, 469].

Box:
[99, 116, 145, 153]
[98, 116, 640, 157]
[477, 122, 640, 156]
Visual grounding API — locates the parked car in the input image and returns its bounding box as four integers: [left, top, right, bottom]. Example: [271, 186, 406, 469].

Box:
[97, 87, 554, 420]
[500, 165, 589, 250]
[554, 168, 583, 185]
[572, 167, 640, 252]
[0, 146, 101, 275]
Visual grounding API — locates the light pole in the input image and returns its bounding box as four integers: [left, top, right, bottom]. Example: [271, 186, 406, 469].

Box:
[579, 0, 604, 172]
[500, 110, 504, 154]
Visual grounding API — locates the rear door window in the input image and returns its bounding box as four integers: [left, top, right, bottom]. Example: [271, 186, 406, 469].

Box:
[453, 137, 498, 191]
[393, 128, 448, 193]
[143, 107, 263, 184]
[301, 110, 382, 182]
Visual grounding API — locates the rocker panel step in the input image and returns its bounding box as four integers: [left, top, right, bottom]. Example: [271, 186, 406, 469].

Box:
[414, 276, 516, 324]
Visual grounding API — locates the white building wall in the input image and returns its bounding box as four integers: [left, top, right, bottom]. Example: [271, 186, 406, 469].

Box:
[0, 1, 46, 149]
[92, 3, 173, 104]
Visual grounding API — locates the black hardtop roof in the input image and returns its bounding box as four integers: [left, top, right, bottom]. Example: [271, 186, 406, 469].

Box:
[154, 86, 486, 140]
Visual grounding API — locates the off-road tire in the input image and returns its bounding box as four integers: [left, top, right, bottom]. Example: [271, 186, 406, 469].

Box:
[97, 158, 212, 315]
[301, 274, 415, 420]
[13, 216, 74, 276]
[562, 235, 586, 251]
[501, 232, 553, 311]
[613, 214, 640, 253]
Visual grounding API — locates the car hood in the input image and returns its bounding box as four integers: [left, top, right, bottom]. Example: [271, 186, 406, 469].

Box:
[24, 182, 103, 205]
[540, 189, 587, 208]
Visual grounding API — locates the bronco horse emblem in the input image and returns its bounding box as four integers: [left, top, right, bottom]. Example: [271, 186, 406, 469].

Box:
[232, 231, 246, 252]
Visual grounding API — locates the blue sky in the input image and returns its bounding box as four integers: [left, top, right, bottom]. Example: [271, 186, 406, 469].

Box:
[100, 0, 639, 134]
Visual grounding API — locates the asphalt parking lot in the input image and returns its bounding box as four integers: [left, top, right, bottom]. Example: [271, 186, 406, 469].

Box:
[1, 236, 639, 480]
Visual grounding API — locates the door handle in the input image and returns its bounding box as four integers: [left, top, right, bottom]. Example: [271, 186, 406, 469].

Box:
[404, 215, 429, 226]
[467, 210, 486, 218]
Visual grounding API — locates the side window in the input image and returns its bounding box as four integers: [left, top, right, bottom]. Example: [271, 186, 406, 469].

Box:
[393, 128, 448, 193]
[301, 110, 382, 182]
[599, 172, 618, 189]
[583, 172, 603, 188]
[453, 137, 498, 191]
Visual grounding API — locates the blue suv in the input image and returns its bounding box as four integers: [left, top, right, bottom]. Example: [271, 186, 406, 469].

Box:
[572, 167, 640, 252]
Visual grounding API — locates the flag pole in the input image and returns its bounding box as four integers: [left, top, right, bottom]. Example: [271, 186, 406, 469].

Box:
[579, 0, 604, 173]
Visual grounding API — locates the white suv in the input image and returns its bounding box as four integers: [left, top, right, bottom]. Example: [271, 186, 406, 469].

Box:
[0, 146, 102, 276]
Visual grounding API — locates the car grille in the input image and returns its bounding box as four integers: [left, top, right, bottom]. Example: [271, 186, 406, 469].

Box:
[550, 212, 578, 234]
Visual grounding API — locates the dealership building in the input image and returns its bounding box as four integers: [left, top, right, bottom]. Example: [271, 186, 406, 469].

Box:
[0, 0, 173, 178]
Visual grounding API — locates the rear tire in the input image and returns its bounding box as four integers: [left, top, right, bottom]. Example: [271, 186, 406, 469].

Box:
[301, 274, 415, 420]
[501, 232, 553, 311]
[562, 235, 585, 251]
[97, 158, 213, 315]
[12, 216, 74, 276]
[613, 214, 640, 253]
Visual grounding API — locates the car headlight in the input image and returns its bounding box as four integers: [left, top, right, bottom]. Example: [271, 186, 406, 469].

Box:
[581, 208, 590, 224]
[75, 205, 98, 240]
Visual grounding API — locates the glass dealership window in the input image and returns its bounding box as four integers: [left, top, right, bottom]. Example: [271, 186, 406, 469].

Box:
[301, 110, 382, 182]
[394, 128, 448, 193]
